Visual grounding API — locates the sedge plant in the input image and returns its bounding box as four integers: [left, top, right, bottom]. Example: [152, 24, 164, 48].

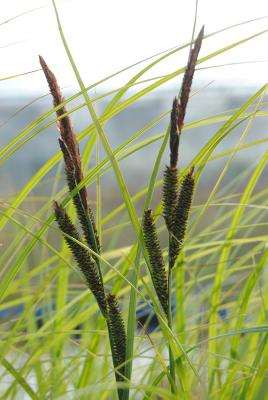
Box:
[39, 56, 127, 399]
[39, 26, 203, 398]
[142, 27, 203, 393]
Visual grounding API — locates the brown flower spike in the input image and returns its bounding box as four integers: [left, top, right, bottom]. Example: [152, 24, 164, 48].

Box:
[39, 56, 87, 209]
[39, 56, 100, 255]
[178, 26, 204, 134]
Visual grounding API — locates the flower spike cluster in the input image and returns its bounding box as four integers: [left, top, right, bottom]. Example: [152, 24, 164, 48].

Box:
[142, 27, 203, 317]
[39, 56, 100, 258]
[40, 24, 204, 396]
[163, 26, 204, 268]
[40, 57, 126, 393]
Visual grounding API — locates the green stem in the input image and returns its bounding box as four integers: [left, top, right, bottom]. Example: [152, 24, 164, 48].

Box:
[106, 319, 124, 400]
[168, 241, 187, 396]
[176, 255, 188, 396]
[123, 107, 172, 400]
[122, 254, 139, 400]
[177, 254, 185, 343]
[167, 265, 176, 394]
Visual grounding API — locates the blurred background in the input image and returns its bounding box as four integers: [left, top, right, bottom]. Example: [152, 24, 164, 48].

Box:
[1, 0, 268, 216]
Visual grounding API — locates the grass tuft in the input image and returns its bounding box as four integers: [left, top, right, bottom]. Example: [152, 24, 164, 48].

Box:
[1, 8, 268, 400]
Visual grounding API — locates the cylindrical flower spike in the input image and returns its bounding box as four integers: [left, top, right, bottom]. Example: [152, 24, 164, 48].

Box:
[53, 201, 106, 315]
[106, 294, 126, 383]
[143, 209, 168, 315]
[59, 138, 101, 256]
[162, 165, 179, 231]
[39, 55, 87, 208]
[169, 168, 195, 268]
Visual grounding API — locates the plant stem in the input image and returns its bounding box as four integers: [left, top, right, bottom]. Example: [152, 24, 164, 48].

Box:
[122, 254, 139, 400]
[177, 254, 185, 343]
[176, 255, 189, 396]
[168, 244, 187, 396]
[106, 319, 124, 400]
[168, 241, 176, 393]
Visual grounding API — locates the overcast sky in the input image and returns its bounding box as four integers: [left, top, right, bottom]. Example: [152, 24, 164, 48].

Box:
[1, 0, 268, 95]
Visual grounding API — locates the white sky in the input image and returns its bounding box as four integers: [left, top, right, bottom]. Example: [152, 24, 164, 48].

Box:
[1, 0, 268, 95]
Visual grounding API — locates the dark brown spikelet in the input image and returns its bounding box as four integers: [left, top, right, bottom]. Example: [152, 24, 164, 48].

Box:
[40, 56, 101, 256]
[178, 26, 204, 132]
[39, 56, 87, 208]
[143, 209, 168, 315]
[106, 294, 126, 382]
[170, 168, 195, 268]
[170, 97, 180, 168]
[59, 138, 101, 256]
[162, 166, 179, 231]
[53, 201, 106, 315]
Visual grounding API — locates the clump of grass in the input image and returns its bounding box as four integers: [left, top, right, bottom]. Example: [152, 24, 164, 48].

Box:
[40, 57, 127, 399]
[2, 12, 266, 398]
